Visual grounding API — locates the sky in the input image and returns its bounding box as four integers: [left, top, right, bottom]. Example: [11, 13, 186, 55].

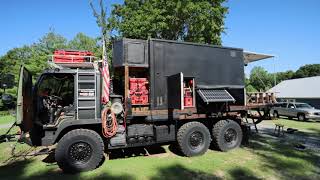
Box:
[0, 0, 320, 74]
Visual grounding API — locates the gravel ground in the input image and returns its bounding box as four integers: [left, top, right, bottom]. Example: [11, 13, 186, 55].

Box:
[257, 123, 320, 153]
[0, 124, 13, 129]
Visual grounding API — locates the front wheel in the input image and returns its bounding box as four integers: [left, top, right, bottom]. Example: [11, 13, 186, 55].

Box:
[212, 120, 243, 152]
[55, 129, 105, 173]
[297, 114, 306, 121]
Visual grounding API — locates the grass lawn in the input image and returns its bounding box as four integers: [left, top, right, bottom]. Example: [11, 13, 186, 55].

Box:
[0, 117, 319, 180]
[0, 115, 15, 125]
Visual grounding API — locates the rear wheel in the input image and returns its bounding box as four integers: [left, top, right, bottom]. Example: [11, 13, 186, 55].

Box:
[55, 129, 105, 173]
[273, 111, 279, 118]
[212, 120, 243, 152]
[177, 122, 211, 157]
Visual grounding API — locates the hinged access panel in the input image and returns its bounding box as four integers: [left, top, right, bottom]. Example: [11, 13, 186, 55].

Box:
[167, 72, 184, 110]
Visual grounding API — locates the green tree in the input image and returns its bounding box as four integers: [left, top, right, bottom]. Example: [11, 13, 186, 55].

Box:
[249, 66, 273, 92]
[294, 64, 320, 78]
[108, 0, 228, 45]
[272, 70, 294, 83]
[245, 77, 257, 92]
[38, 31, 68, 54]
[90, 0, 112, 61]
[68, 32, 102, 58]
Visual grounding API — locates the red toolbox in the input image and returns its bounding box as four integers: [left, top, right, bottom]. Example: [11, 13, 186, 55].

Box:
[184, 88, 193, 107]
[53, 50, 94, 63]
[129, 78, 149, 105]
[184, 97, 193, 107]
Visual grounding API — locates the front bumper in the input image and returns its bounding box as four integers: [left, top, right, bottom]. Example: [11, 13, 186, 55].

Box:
[306, 114, 320, 119]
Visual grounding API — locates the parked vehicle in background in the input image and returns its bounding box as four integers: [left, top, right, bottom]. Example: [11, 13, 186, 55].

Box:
[1, 94, 15, 109]
[271, 102, 320, 121]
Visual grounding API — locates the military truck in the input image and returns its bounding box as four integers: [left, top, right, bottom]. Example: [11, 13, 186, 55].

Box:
[16, 38, 273, 172]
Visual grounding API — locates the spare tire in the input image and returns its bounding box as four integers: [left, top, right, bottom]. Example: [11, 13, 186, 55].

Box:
[212, 120, 243, 152]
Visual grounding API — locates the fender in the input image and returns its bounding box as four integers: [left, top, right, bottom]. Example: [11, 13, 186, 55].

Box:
[41, 118, 102, 146]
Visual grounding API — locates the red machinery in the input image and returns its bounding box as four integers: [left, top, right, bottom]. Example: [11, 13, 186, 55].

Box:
[129, 78, 149, 105]
[53, 50, 94, 63]
[184, 79, 194, 107]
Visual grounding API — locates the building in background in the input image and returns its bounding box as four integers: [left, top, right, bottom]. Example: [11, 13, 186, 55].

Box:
[268, 76, 320, 108]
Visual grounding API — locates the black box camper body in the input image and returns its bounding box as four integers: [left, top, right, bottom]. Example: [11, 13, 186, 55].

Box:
[113, 38, 245, 117]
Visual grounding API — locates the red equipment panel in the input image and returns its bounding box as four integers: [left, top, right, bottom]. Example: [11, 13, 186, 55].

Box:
[129, 78, 149, 105]
[53, 50, 94, 63]
[183, 79, 194, 107]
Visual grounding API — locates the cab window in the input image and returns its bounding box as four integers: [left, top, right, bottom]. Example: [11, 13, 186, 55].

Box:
[288, 103, 295, 108]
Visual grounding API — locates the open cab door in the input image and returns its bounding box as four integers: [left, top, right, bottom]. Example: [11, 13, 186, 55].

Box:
[16, 66, 33, 133]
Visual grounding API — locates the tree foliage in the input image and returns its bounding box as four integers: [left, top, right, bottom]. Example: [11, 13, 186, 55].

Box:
[249, 67, 274, 92]
[294, 64, 320, 78]
[68, 32, 102, 58]
[246, 64, 320, 92]
[108, 0, 228, 45]
[274, 70, 294, 83]
[0, 30, 101, 93]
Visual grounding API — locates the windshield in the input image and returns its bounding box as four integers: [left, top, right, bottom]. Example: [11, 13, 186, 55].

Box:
[295, 103, 312, 109]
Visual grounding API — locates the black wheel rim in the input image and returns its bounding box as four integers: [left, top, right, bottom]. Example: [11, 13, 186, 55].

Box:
[68, 141, 93, 163]
[224, 128, 237, 143]
[189, 131, 204, 149]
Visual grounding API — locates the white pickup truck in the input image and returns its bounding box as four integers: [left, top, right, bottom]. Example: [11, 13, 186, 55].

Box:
[271, 102, 320, 121]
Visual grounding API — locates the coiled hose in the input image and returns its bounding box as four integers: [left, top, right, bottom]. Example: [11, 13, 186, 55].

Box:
[101, 107, 118, 138]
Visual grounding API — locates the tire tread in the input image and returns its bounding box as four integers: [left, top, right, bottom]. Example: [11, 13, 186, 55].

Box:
[55, 129, 104, 172]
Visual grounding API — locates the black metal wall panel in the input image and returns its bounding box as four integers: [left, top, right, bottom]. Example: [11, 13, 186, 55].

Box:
[113, 38, 148, 67]
[149, 39, 245, 110]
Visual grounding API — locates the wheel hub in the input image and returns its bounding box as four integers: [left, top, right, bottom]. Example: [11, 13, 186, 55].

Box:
[224, 128, 237, 143]
[69, 142, 92, 162]
[189, 131, 204, 148]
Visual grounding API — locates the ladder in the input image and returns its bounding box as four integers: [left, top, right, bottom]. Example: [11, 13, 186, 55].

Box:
[76, 69, 98, 120]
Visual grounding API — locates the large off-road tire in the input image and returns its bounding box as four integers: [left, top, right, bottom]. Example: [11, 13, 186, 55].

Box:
[212, 120, 243, 152]
[55, 129, 105, 173]
[177, 121, 211, 157]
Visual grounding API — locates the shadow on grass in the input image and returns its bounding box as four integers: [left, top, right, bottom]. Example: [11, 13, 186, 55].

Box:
[245, 134, 320, 179]
[228, 167, 262, 180]
[151, 164, 222, 180]
[109, 145, 167, 160]
[0, 158, 134, 180]
[307, 128, 320, 136]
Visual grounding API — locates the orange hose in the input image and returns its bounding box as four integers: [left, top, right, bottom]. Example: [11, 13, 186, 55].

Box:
[101, 107, 118, 138]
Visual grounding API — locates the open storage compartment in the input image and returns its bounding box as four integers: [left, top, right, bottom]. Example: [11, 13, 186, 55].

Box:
[167, 72, 195, 110]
